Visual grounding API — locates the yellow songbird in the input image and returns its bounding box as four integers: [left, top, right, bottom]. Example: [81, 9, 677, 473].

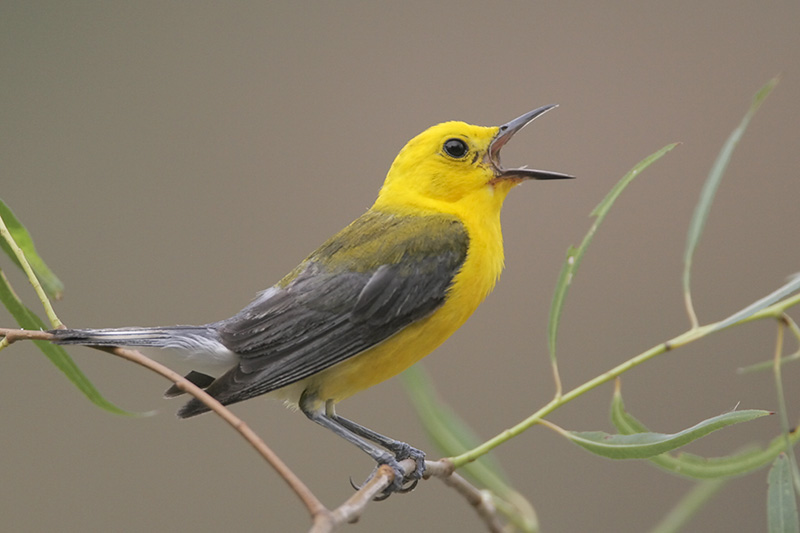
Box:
[52, 105, 572, 494]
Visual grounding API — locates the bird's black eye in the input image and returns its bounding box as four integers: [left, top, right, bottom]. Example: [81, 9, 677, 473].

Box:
[443, 138, 469, 159]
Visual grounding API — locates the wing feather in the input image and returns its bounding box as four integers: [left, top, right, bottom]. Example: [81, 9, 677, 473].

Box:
[178, 209, 468, 416]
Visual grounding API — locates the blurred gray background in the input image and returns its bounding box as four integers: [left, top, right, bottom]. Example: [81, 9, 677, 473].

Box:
[2, 3, 799, 532]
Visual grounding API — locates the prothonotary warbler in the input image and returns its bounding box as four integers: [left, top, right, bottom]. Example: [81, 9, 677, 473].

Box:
[51, 105, 573, 494]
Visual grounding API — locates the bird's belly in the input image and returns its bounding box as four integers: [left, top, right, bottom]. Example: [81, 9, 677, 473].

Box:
[290, 248, 500, 406]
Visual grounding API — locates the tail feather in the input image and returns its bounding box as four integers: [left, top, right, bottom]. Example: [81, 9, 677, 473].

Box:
[163, 370, 216, 398]
[50, 325, 236, 367]
[50, 326, 217, 348]
[51, 325, 239, 418]
[178, 397, 214, 418]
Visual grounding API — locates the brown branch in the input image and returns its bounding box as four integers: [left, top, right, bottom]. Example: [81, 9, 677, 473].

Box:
[3, 327, 503, 532]
[314, 458, 509, 533]
[439, 471, 506, 532]
[0, 327, 327, 521]
[103, 345, 330, 518]
[1, 327, 53, 343]
[314, 459, 437, 532]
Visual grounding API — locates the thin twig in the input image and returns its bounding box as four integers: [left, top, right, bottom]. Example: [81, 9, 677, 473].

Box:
[772, 320, 800, 495]
[451, 290, 800, 468]
[0, 218, 62, 327]
[317, 458, 506, 533]
[4, 326, 519, 531]
[551, 359, 563, 401]
[324, 463, 401, 530]
[440, 471, 505, 533]
[684, 290, 700, 331]
[0, 327, 327, 520]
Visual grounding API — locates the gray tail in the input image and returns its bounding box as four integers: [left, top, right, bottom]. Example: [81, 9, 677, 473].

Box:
[51, 325, 234, 419]
[50, 325, 218, 349]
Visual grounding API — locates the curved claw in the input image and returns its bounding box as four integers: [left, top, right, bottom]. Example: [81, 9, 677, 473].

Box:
[372, 490, 393, 502]
[349, 456, 423, 501]
[376, 455, 424, 498]
[397, 477, 419, 494]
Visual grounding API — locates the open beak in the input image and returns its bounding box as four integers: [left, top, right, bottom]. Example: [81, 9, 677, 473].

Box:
[488, 104, 574, 181]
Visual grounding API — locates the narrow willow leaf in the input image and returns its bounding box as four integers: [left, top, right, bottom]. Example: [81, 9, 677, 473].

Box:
[741, 314, 800, 373]
[648, 479, 727, 533]
[402, 366, 509, 485]
[0, 198, 64, 300]
[682, 78, 778, 316]
[547, 143, 678, 363]
[0, 269, 138, 416]
[610, 385, 649, 434]
[402, 366, 540, 532]
[768, 454, 800, 533]
[567, 409, 770, 459]
[712, 273, 800, 332]
[740, 354, 800, 375]
[612, 388, 799, 478]
[547, 245, 578, 363]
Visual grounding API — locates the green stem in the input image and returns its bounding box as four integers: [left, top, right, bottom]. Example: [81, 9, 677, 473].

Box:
[0, 215, 62, 328]
[451, 294, 798, 467]
[740, 292, 800, 324]
[452, 328, 697, 466]
[772, 322, 800, 495]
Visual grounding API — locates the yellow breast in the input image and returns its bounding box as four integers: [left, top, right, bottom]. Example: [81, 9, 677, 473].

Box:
[301, 187, 507, 405]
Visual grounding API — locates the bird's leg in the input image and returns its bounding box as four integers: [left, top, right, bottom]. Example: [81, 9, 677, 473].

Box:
[327, 404, 425, 485]
[299, 394, 423, 496]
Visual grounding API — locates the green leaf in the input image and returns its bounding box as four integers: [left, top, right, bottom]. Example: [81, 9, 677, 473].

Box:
[648, 479, 727, 533]
[402, 365, 509, 485]
[567, 409, 770, 459]
[712, 273, 800, 333]
[547, 143, 678, 363]
[682, 77, 778, 317]
[611, 388, 799, 478]
[0, 198, 64, 300]
[0, 269, 138, 416]
[401, 365, 540, 533]
[768, 454, 800, 533]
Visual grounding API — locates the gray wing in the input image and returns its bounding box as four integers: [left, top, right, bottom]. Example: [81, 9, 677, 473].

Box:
[178, 210, 468, 417]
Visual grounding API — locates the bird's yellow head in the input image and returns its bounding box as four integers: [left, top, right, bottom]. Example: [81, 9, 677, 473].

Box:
[376, 105, 572, 215]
